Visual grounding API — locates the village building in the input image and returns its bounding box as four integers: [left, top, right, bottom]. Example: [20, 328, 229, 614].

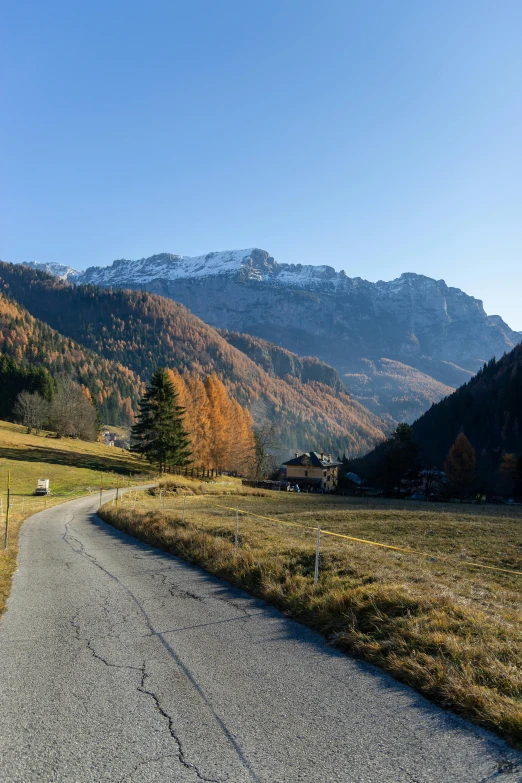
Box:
[283, 451, 342, 492]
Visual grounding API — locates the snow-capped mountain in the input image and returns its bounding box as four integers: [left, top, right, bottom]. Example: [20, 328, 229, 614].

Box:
[74, 248, 366, 291]
[19, 248, 522, 422]
[23, 261, 79, 281]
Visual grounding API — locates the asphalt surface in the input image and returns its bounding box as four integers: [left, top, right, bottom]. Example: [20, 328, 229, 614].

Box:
[0, 491, 521, 783]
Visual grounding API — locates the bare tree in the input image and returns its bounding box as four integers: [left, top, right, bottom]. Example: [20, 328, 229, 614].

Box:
[13, 391, 49, 434]
[253, 423, 281, 478]
[49, 377, 98, 441]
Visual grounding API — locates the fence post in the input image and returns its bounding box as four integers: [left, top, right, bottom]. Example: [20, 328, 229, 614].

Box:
[99, 474, 103, 509]
[134, 491, 137, 510]
[235, 507, 239, 549]
[314, 525, 321, 585]
[115, 480, 120, 514]
[182, 494, 186, 524]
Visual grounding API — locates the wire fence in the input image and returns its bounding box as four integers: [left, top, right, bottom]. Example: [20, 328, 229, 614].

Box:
[111, 490, 522, 583]
[0, 473, 150, 550]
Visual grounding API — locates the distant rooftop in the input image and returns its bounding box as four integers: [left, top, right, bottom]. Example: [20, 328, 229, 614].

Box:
[283, 451, 342, 468]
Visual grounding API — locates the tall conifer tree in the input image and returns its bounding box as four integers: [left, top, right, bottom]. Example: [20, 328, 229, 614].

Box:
[131, 368, 191, 472]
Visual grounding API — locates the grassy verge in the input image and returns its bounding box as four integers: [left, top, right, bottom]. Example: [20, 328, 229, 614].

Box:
[100, 482, 522, 747]
[0, 420, 151, 615]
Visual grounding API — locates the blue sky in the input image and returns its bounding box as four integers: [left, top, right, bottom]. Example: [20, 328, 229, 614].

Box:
[2, 1, 522, 328]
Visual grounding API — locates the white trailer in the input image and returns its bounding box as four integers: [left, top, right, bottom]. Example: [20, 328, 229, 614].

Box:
[34, 479, 50, 496]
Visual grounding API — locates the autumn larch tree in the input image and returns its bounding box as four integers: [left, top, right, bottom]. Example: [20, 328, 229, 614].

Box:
[205, 375, 231, 469]
[204, 375, 255, 474]
[185, 374, 212, 467]
[444, 432, 476, 499]
[131, 368, 191, 473]
[166, 371, 255, 474]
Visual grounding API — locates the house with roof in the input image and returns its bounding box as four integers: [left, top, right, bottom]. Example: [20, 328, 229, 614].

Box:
[282, 451, 342, 492]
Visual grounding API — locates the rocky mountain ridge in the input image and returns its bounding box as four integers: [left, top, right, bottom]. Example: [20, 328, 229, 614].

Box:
[20, 249, 522, 422]
[23, 261, 79, 280]
[1, 261, 386, 456]
[21, 250, 521, 334]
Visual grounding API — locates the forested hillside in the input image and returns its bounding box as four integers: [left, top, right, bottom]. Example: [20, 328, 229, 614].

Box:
[348, 341, 522, 497]
[0, 262, 387, 456]
[412, 345, 522, 469]
[218, 330, 344, 391]
[0, 293, 141, 424]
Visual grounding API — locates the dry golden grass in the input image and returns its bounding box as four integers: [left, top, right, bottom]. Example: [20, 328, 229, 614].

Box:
[156, 476, 269, 497]
[100, 485, 522, 747]
[0, 419, 151, 615]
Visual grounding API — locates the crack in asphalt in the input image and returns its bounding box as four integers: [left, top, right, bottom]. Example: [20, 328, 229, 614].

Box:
[70, 610, 142, 674]
[71, 612, 221, 782]
[62, 513, 261, 782]
[151, 571, 203, 602]
[117, 752, 178, 783]
[212, 592, 254, 618]
[137, 666, 222, 783]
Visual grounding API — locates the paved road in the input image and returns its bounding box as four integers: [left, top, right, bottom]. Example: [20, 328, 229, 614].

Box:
[0, 492, 520, 783]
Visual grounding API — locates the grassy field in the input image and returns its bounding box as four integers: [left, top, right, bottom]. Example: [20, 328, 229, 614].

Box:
[100, 478, 522, 747]
[0, 419, 152, 615]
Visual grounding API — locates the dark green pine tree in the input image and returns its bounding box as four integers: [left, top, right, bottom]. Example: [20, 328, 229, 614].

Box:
[382, 423, 422, 497]
[131, 368, 191, 473]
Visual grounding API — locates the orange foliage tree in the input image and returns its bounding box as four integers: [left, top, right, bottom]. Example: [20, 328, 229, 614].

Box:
[167, 370, 254, 475]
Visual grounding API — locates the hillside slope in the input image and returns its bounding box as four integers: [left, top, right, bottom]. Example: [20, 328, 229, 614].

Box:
[341, 357, 456, 421]
[412, 344, 522, 468]
[0, 262, 387, 456]
[0, 293, 141, 424]
[32, 249, 521, 422]
[218, 330, 345, 391]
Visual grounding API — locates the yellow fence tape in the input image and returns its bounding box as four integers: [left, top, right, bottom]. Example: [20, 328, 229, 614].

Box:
[182, 497, 522, 578]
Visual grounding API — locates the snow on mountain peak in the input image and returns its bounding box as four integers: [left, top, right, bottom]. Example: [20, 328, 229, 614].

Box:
[22, 261, 79, 280]
[74, 247, 358, 292]
[14, 251, 510, 332]
[77, 249, 259, 286]
[19, 249, 474, 300]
